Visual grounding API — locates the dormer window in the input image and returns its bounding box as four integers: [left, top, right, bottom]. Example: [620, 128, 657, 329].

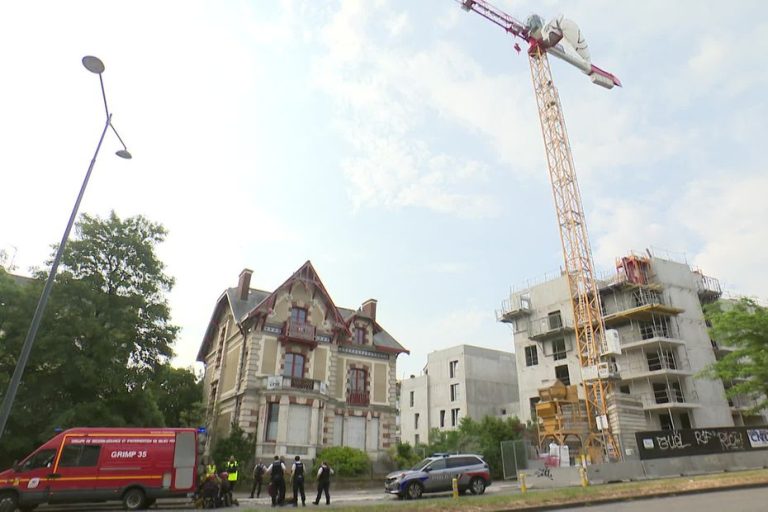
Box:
[291, 307, 307, 324]
[354, 327, 365, 345]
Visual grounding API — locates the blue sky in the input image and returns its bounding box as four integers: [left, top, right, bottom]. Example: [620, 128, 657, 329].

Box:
[1, 0, 767, 378]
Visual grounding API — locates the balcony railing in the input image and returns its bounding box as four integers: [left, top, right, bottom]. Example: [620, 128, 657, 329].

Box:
[496, 294, 532, 323]
[638, 389, 699, 409]
[284, 320, 316, 341]
[528, 314, 574, 341]
[347, 390, 369, 406]
[266, 375, 327, 394]
[695, 271, 722, 304]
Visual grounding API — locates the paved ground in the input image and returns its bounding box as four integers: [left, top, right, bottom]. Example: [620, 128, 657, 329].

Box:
[555, 486, 768, 512]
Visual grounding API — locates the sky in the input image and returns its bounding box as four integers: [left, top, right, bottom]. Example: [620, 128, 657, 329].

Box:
[1, 0, 767, 379]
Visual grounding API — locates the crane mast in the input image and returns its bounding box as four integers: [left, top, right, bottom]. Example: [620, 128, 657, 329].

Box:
[460, 0, 621, 461]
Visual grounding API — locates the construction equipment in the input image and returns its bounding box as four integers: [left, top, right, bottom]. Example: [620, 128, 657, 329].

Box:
[458, 0, 621, 461]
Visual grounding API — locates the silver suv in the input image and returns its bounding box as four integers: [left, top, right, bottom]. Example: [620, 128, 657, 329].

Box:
[384, 454, 491, 499]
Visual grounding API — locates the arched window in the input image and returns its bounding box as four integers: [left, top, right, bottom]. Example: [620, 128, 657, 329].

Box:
[284, 352, 305, 378]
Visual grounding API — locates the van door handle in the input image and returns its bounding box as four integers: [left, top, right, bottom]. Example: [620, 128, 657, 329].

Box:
[48, 473, 61, 479]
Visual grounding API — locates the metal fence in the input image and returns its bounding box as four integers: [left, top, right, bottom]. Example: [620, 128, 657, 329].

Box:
[500, 439, 535, 480]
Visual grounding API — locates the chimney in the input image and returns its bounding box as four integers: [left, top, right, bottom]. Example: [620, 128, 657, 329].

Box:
[361, 298, 377, 321]
[238, 268, 253, 301]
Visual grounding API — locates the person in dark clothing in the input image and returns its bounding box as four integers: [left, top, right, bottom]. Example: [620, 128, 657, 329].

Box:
[270, 455, 287, 507]
[313, 461, 334, 505]
[250, 460, 266, 498]
[290, 455, 306, 506]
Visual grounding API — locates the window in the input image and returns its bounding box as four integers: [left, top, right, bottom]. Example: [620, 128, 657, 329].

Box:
[525, 346, 538, 367]
[354, 327, 365, 345]
[653, 382, 668, 404]
[670, 382, 684, 402]
[266, 403, 279, 441]
[349, 368, 367, 393]
[215, 326, 226, 368]
[450, 383, 460, 402]
[639, 318, 670, 340]
[415, 434, 420, 445]
[20, 449, 57, 471]
[451, 408, 460, 426]
[619, 385, 630, 394]
[290, 307, 307, 324]
[659, 413, 673, 430]
[409, 391, 414, 408]
[440, 410, 446, 427]
[449, 360, 458, 378]
[414, 413, 420, 429]
[679, 412, 692, 429]
[555, 364, 570, 385]
[283, 352, 305, 378]
[552, 338, 566, 360]
[427, 459, 447, 471]
[548, 310, 563, 330]
[60, 445, 100, 467]
[501, 408, 507, 415]
[447, 456, 483, 469]
[530, 397, 540, 420]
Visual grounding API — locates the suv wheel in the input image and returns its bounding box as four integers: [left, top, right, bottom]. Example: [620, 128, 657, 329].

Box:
[469, 477, 486, 495]
[406, 481, 423, 500]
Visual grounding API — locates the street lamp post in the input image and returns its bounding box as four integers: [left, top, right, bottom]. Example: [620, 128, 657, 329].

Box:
[0, 56, 131, 441]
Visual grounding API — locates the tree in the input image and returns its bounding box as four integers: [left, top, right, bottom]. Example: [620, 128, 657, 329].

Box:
[211, 424, 255, 480]
[703, 298, 768, 412]
[150, 364, 204, 428]
[0, 212, 182, 467]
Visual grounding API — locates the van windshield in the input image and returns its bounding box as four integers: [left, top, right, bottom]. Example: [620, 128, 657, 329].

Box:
[20, 449, 56, 472]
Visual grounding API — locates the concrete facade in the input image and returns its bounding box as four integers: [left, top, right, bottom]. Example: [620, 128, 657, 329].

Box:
[399, 344, 520, 446]
[197, 262, 408, 461]
[499, 252, 765, 458]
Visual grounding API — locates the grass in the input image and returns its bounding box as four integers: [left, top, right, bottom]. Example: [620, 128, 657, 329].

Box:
[238, 468, 768, 511]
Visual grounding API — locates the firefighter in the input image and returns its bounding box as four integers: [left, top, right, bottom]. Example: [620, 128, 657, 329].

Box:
[313, 461, 334, 506]
[269, 455, 287, 507]
[225, 455, 239, 489]
[290, 455, 306, 506]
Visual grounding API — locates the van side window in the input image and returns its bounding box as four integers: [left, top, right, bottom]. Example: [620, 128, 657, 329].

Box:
[60, 445, 101, 467]
[21, 449, 57, 471]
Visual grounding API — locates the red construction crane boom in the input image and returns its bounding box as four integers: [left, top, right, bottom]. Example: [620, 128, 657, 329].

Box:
[459, 0, 622, 461]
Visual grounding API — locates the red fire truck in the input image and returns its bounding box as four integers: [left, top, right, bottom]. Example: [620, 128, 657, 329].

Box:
[0, 427, 202, 511]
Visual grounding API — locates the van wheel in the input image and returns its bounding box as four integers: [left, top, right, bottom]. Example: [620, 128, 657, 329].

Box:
[0, 493, 19, 512]
[123, 488, 147, 510]
[405, 481, 423, 500]
[469, 477, 486, 495]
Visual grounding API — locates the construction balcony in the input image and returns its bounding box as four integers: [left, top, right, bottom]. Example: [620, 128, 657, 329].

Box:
[603, 289, 684, 327]
[728, 394, 761, 412]
[265, 375, 328, 395]
[528, 313, 574, 341]
[695, 271, 722, 304]
[638, 389, 699, 411]
[619, 352, 692, 381]
[496, 294, 532, 323]
[619, 323, 685, 351]
[347, 390, 370, 406]
[711, 338, 736, 360]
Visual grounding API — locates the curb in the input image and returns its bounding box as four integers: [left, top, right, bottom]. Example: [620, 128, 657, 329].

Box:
[496, 480, 768, 511]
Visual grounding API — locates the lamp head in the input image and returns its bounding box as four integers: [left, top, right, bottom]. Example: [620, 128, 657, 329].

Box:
[82, 56, 105, 74]
[116, 150, 132, 160]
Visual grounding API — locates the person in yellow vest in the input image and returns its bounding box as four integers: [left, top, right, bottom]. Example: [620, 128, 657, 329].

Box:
[225, 455, 239, 488]
[205, 457, 217, 478]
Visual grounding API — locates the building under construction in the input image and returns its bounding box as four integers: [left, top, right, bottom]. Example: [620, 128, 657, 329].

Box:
[498, 251, 766, 460]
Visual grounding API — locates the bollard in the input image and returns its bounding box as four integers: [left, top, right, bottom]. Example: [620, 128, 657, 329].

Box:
[579, 466, 589, 487]
[452, 477, 459, 499]
[519, 472, 527, 494]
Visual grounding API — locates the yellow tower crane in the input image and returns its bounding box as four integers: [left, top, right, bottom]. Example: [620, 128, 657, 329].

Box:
[459, 0, 622, 462]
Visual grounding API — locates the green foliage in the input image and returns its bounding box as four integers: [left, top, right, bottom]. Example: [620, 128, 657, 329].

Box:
[388, 442, 423, 469]
[422, 416, 524, 479]
[702, 298, 768, 412]
[211, 424, 255, 474]
[0, 212, 194, 468]
[314, 446, 369, 477]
